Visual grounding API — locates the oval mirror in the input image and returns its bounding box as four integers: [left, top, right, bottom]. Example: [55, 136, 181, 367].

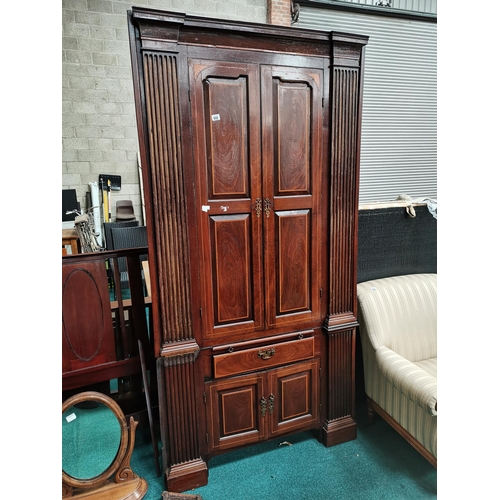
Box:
[62, 391, 147, 499]
[62, 399, 121, 479]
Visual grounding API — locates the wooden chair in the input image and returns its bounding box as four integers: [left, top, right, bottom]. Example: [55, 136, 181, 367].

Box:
[110, 225, 148, 291]
[62, 248, 160, 475]
[103, 220, 139, 251]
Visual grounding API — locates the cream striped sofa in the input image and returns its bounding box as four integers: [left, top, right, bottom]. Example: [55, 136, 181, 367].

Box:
[357, 273, 437, 467]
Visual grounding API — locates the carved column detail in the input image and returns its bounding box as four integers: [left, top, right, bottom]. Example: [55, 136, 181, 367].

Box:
[323, 47, 364, 446]
[142, 52, 194, 346]
[327, 328, 355, 419]
[143, 51, 207, 492]
[158, 351, 207, 492]
[329, 66, 360, 326]
[161, 353, 200, 464]
[322, 326, 357, 446]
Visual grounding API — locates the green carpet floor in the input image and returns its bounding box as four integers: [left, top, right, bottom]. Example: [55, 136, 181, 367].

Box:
[130, 398, 437, 500]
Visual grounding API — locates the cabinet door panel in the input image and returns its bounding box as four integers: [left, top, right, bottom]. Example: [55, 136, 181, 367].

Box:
[276, 210, 311, 314]
[190, 60, 264, 340]
[268, 359, 320, 437]
[261, 66, 323, 328]
[275, 81, 311, 195]
[210, 214, 253, 325]
[207, 373, 265, 452]
[205, 76, 250, 199]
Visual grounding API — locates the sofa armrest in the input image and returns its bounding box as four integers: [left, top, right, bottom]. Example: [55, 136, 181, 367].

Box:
[375, 346, 437, 416]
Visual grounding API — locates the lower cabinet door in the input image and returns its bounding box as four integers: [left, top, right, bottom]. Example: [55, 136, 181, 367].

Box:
[206, 359, 320, 453]
[268, 359, 320, 437]
[206, 372, 266, 453]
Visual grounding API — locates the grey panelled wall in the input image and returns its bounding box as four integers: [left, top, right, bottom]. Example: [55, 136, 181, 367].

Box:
[296, 6, 437, 203]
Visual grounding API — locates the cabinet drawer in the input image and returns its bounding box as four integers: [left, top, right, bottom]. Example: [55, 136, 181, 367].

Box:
[213, 337, 314, 378]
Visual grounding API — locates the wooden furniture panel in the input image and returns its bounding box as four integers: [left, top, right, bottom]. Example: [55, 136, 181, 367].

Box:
[276, 210, 311, 314]
[269, 359, 319, 437]
[139, 50, 195, 351]
[262, 65, 323, 330]
[62, 259, 115, 374]
[274, 80, 311, 195]
[205, 76, 249, 198]
[207, 372, 265, 452]
[128, 8, 368, 492]
[62, 228, 80, 255]
[213, 336, 314, 378]
[62, 249, 152, 389]
[321, 47, 366, 447]
[329, 65, 362, 325]
[210, 214, 253, 326]
[191, 60, 264, 342]
[207, 359, 319, 453]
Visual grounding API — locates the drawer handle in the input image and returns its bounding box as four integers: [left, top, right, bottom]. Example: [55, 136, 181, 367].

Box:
[257, 347, 275, 360]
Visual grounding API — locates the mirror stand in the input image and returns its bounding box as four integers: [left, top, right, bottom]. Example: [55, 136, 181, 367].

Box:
[62, 391, 148, 499]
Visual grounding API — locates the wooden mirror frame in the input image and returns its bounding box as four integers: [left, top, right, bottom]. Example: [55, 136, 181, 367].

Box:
[62, 391, 148, 499]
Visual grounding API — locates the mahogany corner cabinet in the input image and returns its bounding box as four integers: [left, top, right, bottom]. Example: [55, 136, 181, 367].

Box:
[128, 7, 368, 492]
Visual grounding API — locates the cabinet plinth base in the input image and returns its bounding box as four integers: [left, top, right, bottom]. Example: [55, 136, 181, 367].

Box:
[165, 458, 208, 493]
[321, 416, 357, 447]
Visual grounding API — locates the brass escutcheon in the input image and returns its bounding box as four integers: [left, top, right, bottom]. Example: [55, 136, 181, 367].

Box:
[268, 394, 275, 415]
[255, 198, 262, 218]
[264, 198, 271, 218]
[260, 396, 267, 417]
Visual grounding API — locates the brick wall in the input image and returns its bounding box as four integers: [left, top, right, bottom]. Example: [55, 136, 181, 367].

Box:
[267, 0, 291, 26]
[62, 0, 268, 224]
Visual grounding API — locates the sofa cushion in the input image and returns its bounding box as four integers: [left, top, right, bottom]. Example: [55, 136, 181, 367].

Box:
[414, 357, 437, 379]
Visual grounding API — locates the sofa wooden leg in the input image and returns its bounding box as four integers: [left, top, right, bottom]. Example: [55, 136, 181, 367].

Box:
[366, 396, 376, 424]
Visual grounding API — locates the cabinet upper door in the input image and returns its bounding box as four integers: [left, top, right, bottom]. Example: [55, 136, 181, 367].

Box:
[190, 59, 324, 342]
[190, 60, 264, 341]
[261, 66, 324, 329]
